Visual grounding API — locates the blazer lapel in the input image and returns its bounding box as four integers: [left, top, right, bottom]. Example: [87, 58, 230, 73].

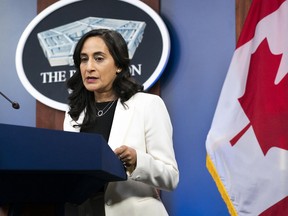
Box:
[108, 98, 135, 150]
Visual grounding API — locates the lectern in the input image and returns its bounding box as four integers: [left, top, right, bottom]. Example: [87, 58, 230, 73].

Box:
[0, 123, 126, 215]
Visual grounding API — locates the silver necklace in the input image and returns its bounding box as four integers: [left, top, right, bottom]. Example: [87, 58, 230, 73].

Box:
[95, 100, 116, 117]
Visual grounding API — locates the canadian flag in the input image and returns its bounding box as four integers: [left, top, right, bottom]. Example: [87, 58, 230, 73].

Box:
[206, 0, 288, 215]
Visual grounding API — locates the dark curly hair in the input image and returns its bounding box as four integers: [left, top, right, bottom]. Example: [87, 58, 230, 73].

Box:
[67, 29, 143, 128]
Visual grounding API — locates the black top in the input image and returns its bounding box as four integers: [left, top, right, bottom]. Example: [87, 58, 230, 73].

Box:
[80, 100, 117, 142]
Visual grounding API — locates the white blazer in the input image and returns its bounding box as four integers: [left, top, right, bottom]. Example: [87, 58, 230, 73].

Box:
[64, 92, 179, 216]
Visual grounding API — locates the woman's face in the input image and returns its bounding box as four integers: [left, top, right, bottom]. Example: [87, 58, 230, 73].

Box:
[80, 36, 118, 96]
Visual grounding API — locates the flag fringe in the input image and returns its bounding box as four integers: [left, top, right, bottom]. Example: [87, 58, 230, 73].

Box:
[206, 155, 238, 216]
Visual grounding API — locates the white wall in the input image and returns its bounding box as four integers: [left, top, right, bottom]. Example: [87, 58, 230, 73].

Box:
[160, 0, 235, 215]
[0, 0, 36, 126]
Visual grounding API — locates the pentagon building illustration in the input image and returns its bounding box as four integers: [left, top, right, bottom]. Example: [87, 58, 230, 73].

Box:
[37, 17, 146, 67]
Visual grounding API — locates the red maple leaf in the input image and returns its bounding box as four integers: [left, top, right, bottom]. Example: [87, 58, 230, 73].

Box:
[259, 196, 288, 216]
[230, 38, 288, 155]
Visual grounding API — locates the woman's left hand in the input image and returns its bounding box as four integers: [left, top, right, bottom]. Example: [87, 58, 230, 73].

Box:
[114, 145, 137, 173]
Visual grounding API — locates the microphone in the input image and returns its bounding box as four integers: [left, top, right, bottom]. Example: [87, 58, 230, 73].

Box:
[0, 91, 20, 109]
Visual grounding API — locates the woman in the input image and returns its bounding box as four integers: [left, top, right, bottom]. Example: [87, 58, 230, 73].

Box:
[64, 29, 179, 216]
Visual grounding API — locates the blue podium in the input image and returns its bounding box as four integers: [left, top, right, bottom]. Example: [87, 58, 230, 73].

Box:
[0, 123, 126, 214]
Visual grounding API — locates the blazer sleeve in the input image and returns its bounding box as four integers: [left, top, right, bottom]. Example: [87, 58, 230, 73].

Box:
[130, 94, 179, 191]
[63, 110, 83, 132]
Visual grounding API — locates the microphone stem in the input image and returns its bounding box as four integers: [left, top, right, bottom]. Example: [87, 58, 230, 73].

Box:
[0, 91, 20, 109]
[0, 91, 13, 103]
